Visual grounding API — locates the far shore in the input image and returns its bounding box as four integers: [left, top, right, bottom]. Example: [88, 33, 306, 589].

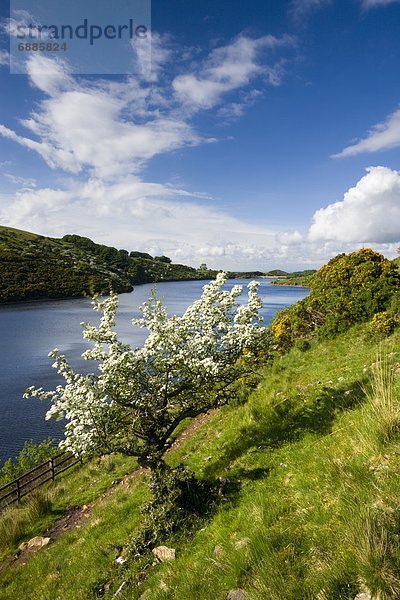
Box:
[271, 281, 310, 288]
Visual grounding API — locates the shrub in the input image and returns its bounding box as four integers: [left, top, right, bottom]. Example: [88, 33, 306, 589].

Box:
[270, 249, 400, 351]
[126, 465, 217, 560]
[0, 438, 57, 486]
[271, 312, 293, 352]
[369, 312, 396, 338]
[294, 339, 311, 352]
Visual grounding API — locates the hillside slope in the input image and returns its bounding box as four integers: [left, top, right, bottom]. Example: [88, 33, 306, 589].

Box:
[0, 226, 134, 302]
[1, 324, 399, 599]
[0, 227, 220, 303]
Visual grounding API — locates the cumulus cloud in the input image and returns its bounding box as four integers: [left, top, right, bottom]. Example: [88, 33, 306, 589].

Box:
[309, 166, 400, 243]
[0, 176, 282, 268]
[334, 107, 400, 157]
[1, 172, 398, 270]
[2, 33, 398, 270]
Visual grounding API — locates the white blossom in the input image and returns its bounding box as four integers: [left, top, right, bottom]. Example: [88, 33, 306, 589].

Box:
[25, 273, 269, 463]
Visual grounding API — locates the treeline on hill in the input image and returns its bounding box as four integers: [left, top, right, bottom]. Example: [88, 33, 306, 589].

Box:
[0, 226, 263, 303]
[0, 227, 134, 302]
[271, 248, 400, 351]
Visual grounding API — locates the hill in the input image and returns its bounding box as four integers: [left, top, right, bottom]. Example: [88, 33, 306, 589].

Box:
[0, 322, 399, 599]
[265, 269, 288, 277]
[0, 248, 399, 599]
[0, 227, 220, 303]
[271, 269, 316, 287]
[0, 226, 135, 302]
[0, 249, 399, 598]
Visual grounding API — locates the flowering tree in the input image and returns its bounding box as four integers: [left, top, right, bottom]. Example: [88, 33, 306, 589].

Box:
[25, 273, 268, 473]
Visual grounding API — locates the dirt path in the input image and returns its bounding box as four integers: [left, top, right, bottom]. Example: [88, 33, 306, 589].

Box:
[0, 411, 215, 573]
[167, 409, 216, 454]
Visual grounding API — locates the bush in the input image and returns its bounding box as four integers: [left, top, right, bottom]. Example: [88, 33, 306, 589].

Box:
[390, 291, 400, 318]
[0, 438, 57, 485]
[270, 249, 400, 351]
[126, 465, 218, 559]
[369, 312, 396, 337]
[294, 339, 311, 352]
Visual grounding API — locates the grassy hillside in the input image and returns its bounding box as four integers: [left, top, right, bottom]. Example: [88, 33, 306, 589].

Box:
[0, 226, 134, 302]
[0, 248, 398, 599]
[1, 323, 399, 599]
[0, 227, 264, 303]
[0, 227, 218, 303]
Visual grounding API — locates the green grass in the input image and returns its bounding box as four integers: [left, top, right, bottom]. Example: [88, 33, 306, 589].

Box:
[134, 326, 400, 599]
[1, 325, 400, 599]
[0, 454, 137, 563]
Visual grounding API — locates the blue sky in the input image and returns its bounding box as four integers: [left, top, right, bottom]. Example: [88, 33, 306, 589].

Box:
[0, 0, 400, 270]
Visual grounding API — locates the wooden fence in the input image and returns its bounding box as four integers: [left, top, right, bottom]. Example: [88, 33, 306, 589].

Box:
[0, 452, 82, 509]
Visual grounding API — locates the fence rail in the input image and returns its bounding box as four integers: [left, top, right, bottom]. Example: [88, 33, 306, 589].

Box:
[0, 452, 82, 509]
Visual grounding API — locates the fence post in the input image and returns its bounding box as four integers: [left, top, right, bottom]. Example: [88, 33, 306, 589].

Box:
[16, 478, 21, 503]
[49, 458, 55, 481]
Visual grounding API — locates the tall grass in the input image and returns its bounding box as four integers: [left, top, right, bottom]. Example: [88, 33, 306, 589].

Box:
[368, 353, 399, 443]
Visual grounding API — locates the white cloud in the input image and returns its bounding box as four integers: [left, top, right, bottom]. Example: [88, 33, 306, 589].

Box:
[0, 56, 201, 179]
[172, 34, 293, 110]
[309, 166, 400, 243]
[0, 33, 291, 180]
[2, 35, 398, 270]
[0, 50, 9, 66]
[132, 31, 173, 82]
[334, 107, 400, 157]
[289, 0, 332, 22]
[217, 90, 263, 121]
[361, 0, 400, 9]
[0, 172, 398, 270]
[0, 177, 282, 268]
[3, 173, 37, 188]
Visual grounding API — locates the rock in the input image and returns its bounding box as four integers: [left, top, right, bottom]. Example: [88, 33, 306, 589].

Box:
[114, 581, 129, 596]
[234, 538, 250, 550]
[354, 593, 372, 600]
[18, 536, 51, 553]
[152, 546, 176, 562]
[227, 590, 247, 600]
[115, 556, 126, 565]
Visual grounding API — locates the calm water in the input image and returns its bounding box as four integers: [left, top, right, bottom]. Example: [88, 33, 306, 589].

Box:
[0, 279, 308, 465]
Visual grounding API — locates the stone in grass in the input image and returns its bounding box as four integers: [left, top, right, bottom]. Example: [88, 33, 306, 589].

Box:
[152, 546, 176, 562]
[354, 593, 372, 600]
[227, 589, 248, 600]
[18, 536, 51, 553]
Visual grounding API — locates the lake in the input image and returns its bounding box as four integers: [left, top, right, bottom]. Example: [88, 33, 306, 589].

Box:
[0, 279, 309, 465]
